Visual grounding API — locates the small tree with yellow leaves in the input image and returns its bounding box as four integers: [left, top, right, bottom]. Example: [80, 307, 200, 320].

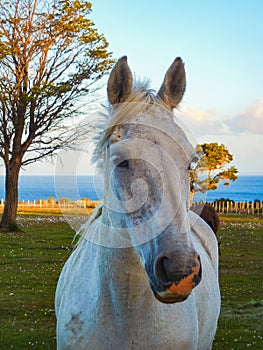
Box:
[190, 143, 238, 201]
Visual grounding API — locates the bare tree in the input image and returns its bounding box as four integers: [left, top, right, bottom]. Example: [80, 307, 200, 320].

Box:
[0, 0, 114, 230]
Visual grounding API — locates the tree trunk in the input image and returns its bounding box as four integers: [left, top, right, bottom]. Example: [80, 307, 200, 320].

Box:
[0, 162, 21, 231]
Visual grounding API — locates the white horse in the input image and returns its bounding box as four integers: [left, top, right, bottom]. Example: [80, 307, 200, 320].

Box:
[55, 57, 220, 349]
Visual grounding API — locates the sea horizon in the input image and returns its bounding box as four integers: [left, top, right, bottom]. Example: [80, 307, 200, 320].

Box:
[0, 174, 262, 202]
[17, 172, 263, 176]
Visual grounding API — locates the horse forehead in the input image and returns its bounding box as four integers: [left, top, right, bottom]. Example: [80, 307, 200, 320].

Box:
[112, 114, 195, 157]
[128, 113, 177, 136]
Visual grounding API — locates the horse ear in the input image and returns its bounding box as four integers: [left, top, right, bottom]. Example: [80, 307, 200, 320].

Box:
[107, 56, 133, 105]
[157, 57, 186, 109]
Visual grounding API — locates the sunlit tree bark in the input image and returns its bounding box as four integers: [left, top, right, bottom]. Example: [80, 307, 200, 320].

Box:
[0, 0, 114, 230]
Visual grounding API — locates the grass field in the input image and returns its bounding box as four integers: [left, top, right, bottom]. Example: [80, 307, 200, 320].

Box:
[0, 214, 262, 349]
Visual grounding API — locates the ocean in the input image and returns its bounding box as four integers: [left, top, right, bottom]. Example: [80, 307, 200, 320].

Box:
[0, 175, 262, 202]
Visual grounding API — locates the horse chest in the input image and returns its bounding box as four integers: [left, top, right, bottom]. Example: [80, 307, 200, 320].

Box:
[62, 301, 199, 350]
[57, 246, 199, 349]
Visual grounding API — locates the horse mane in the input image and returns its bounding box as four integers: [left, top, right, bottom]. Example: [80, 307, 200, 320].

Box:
[74, 203, 103, 246]
[92, 81, 169, 164]
[76, 81, 180, 245]
[74, 84, 159, 244]
[190, 204, 219, 234]
[190, 204, 221, 254]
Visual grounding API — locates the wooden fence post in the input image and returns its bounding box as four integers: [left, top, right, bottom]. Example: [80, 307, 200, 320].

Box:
[9, 198, 263, 215]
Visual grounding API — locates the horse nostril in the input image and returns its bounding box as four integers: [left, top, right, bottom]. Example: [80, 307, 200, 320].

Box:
[154, 253, 202, 287]
[155, 256, 170, 284]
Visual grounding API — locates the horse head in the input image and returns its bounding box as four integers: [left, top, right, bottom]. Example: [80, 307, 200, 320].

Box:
[99, 56, 202, 303]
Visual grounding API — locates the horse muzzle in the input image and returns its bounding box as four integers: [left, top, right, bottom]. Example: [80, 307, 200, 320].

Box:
[151, 253, 202, 303]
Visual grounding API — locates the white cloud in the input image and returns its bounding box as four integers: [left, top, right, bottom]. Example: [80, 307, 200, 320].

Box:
[178, 105, 227, 136]
[175, 100, 263, 174]
[225, 98, 263, 134]
[178, 98, 263, 137]
[21, 100, 263, 175]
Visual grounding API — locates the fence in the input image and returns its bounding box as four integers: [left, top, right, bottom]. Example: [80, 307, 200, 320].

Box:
[0, 198, 100, 211]
[191, 200, 263, 215]
[1, 199, 263, 215]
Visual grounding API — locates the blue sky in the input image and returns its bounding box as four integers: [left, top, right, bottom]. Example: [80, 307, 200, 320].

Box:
[25, 0, 263, 175]
[91, 0, 262, 112]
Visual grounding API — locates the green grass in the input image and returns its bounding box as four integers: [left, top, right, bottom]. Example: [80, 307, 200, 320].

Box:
[213, 215, 263, 349]
[0, 216, 74, 349]
[0, 214, 262, 349]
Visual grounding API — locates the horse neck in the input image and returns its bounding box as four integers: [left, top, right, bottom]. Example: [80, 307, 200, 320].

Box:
[93, 224, 150, 311]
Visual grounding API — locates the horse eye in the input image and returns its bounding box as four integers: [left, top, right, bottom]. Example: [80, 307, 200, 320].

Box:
[117, 160, 129, 169]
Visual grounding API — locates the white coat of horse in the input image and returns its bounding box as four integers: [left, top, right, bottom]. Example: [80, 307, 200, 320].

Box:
[55, 56, 220, 349]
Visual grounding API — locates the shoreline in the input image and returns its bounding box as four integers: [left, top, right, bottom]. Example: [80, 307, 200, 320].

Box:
[0, 198, 262, 216]
[1, 175, 262, 203]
